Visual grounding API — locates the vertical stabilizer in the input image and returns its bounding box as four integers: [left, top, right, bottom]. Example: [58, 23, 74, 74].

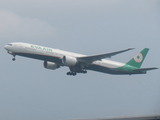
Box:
[126, 48, 149, 68]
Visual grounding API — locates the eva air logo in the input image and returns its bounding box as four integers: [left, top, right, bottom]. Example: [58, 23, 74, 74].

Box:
[134, 53, 143, 63]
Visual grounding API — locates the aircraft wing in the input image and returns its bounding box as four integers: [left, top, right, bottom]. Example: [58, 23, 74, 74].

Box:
[77, 48, 134, 63]
[132, 67, 158, 72]
[74, 115, 160, 120]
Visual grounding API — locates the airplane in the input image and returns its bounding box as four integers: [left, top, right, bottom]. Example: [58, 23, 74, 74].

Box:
[4, 42, 158, 76]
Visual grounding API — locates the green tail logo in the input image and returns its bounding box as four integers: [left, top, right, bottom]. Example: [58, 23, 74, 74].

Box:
[126, 48, 149, 68]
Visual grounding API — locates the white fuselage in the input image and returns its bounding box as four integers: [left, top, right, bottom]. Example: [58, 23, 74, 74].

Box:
[5, 42, 139, 76]
[4, 42, 125, 69]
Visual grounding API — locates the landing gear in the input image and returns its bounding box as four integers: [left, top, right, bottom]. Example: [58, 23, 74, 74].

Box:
[67, 72, 77, 76]
[12, 54, 16, 61]
[66, 70, 87, 76]
[77, 70, 87, 74]
[12, 58, 16, 61]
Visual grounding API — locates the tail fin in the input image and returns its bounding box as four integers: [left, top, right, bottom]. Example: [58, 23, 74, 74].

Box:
[126, 48, 149, 68]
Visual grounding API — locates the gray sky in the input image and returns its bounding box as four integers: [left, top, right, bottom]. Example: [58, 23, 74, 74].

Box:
[0, 0, 160, 120]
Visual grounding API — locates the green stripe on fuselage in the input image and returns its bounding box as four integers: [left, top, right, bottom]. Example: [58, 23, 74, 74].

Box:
[115, 64, 146, 74]
[116, 64, 137, 72]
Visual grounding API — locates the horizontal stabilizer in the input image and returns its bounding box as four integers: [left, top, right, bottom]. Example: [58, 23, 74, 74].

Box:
[77, 48, 134, 63]
[132, 67, 158, 72]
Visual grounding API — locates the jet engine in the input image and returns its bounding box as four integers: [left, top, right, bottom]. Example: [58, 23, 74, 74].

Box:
[43, 61, 58, 70]
[62, 56, 77, 66]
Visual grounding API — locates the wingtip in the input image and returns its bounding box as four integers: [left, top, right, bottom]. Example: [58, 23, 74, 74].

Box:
[128, 48, 135, 50]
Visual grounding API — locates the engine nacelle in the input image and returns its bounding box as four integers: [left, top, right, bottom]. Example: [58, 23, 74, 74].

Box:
[62, 56, 77, 66]
[43, 61, 58, 70]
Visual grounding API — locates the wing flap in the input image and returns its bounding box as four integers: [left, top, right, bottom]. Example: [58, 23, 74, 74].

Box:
[77, 48, 134, 63]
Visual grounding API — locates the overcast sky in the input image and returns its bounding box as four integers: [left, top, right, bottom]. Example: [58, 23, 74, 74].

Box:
[0, 0, 160, 120]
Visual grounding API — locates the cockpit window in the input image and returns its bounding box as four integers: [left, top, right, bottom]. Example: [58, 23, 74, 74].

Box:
[7, 44, 12, 46]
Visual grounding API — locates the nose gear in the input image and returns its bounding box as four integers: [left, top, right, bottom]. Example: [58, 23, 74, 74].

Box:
[12, 54, 16, 61]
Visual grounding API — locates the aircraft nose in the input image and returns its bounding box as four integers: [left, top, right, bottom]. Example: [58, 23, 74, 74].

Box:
[4, 45, 8, 50]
